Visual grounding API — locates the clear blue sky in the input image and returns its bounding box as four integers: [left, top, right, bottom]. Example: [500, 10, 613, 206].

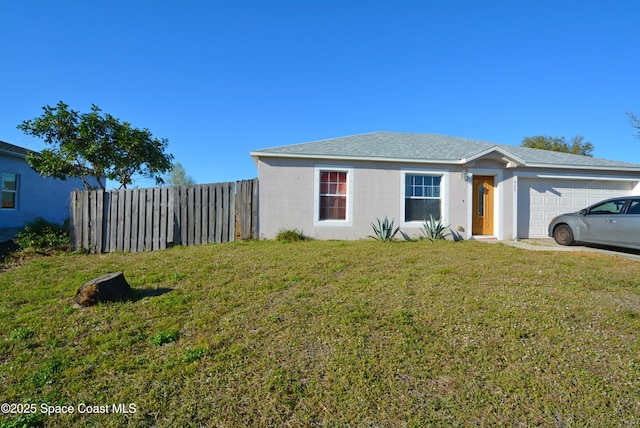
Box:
[2, 1, 639, 188]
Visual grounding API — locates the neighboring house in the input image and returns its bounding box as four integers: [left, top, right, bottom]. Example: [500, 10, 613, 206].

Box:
[251, 132, 640, 240]
[0, 140, 103, 230]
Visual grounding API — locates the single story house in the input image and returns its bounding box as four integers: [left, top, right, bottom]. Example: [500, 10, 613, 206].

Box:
[250, 132, 640, 240]
[1, 140, 103, 231]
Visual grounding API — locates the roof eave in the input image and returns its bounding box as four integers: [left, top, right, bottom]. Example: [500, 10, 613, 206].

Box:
[251, 151, 640, 173]
[250, 151, 464, 165]
[0, 148, 27, 159]
[524, 162, 640, 173]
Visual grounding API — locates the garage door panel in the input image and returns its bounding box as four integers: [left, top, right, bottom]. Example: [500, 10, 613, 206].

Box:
[530, 210, 544, 221]
[574, 196, 589, 207]
[560, 197, 575, 208]
[518, 179, 634, 238]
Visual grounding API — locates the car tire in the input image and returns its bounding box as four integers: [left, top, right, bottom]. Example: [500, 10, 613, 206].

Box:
[553, 224, 575, 246]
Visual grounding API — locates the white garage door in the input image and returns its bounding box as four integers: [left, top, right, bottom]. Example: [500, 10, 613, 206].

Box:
[517, 178, 635, 238]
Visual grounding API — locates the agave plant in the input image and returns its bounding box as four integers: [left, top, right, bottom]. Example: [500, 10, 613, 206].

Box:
[421, 215, 451, 241]
[370, 216, 400, 242]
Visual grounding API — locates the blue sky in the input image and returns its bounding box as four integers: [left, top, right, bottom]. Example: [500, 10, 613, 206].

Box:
[1, 1, 639, 188]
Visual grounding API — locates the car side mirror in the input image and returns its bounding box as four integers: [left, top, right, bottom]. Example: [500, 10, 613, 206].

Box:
[579, 209, 587, 216]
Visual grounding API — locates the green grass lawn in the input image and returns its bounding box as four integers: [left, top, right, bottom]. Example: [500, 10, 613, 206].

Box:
[1, 240, 639, 427]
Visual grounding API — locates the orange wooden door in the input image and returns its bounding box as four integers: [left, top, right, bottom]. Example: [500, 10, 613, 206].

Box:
[472, 176, 494, 235]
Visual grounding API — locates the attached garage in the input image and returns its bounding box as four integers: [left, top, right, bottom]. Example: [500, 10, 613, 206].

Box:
[252, 132, 640, 241]
[517, 177, 637, 238]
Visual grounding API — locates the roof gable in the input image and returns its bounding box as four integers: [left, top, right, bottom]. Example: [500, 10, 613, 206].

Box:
[251, 131, 640, 171]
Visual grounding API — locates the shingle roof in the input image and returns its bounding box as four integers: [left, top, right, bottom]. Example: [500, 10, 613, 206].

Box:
[251, 131, 640, 171]
[0, 140, 29, 157]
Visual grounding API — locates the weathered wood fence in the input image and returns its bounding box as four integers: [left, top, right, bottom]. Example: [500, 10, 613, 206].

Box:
[70, 179, 258, 253]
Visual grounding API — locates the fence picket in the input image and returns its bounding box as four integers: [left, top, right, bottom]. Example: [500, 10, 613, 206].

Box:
[251, 179, 259, 239]
[130, 189, 140, 252]
[179, 186, 188, 246]
[160, 187, 168, 250]
[137, 189, 146, 252]
[70, 191, 81, 251]
[167, 187, 175, 247]
[70, 179, 257, 253]
[109, 191, 118, 252]
[215, 184, 223, 243]
[201, 185, 209, 244]
[195, 185, 202, 245]
[123, 190, 132, 253]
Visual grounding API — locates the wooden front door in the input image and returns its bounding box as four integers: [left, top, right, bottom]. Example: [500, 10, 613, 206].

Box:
[472, 175, 494, 235]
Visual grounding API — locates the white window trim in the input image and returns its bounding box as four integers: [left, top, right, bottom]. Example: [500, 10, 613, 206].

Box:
[401, 169, 448, 227]
[313, 165, 353, 227]
[1, 172, 18, 210]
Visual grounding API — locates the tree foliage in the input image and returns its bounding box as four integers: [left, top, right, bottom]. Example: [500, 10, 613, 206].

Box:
[165, 162, 196, 186]
[521, 135, 594, 157]
[17, 101, 174, 190]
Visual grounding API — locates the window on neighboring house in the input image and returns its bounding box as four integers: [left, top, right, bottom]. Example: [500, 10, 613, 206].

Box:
[2, 173, 18, 209]
[319, 171, 348, 220]
[405, 174, 441, 222]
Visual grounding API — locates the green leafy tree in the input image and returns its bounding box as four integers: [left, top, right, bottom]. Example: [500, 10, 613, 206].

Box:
[165, 162, 196, 186]
[521, 135, 594, 157]
[17, 101, 174, 190]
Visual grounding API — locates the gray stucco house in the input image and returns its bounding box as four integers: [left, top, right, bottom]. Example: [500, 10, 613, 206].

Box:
[251, 132, 640, 240]
[1, 140, 103, 232]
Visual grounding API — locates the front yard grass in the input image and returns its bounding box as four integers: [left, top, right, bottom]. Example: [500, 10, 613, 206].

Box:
[1, 239, 639, 427]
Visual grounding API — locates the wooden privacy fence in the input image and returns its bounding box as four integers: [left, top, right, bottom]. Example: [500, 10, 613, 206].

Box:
[70, 179, 258, 253]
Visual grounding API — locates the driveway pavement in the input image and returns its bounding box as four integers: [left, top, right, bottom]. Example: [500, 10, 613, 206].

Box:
[502, 238, 640, 261]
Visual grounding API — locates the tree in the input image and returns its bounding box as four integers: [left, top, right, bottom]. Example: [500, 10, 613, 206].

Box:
[521, 135, 594, 157]
[17, 101, 174, 190]
[628, 111, 640, 139]
[165, 162, 196, 186]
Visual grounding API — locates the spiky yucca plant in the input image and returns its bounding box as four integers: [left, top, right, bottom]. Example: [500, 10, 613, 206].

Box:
[370, 216, 400, 242]
[421, 215, 451, 241]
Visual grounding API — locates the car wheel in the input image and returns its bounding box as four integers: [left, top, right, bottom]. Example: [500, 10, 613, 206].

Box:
[553, 224, 575, 246]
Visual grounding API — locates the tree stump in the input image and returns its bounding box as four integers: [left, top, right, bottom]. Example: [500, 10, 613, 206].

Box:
[75, 272, 133, 307]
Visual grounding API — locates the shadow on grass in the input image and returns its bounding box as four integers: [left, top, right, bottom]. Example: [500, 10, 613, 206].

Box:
[0, 239, 19, 262]
[581, 243, 640, 256]
[132, 287, 174, 301]
[73, 288, 174, 307]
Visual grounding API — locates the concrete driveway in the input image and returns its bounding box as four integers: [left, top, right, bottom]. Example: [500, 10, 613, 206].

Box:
[504, 238, 640, 261]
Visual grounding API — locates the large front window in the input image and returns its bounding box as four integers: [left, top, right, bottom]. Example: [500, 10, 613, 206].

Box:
[319, 171, 347, 220]
[405, 174, 441, 221]
[1, 173, 17, 209]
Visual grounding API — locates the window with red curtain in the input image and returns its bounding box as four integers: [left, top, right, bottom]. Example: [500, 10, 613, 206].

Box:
[319, 171, 347, 220]
[1, 173, 18, 209]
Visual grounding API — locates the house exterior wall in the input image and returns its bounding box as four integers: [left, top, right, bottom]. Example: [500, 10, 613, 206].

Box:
[0, 152, 101, 228]
[258, 155, 640, 241]
[257, 157, 472, 240]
